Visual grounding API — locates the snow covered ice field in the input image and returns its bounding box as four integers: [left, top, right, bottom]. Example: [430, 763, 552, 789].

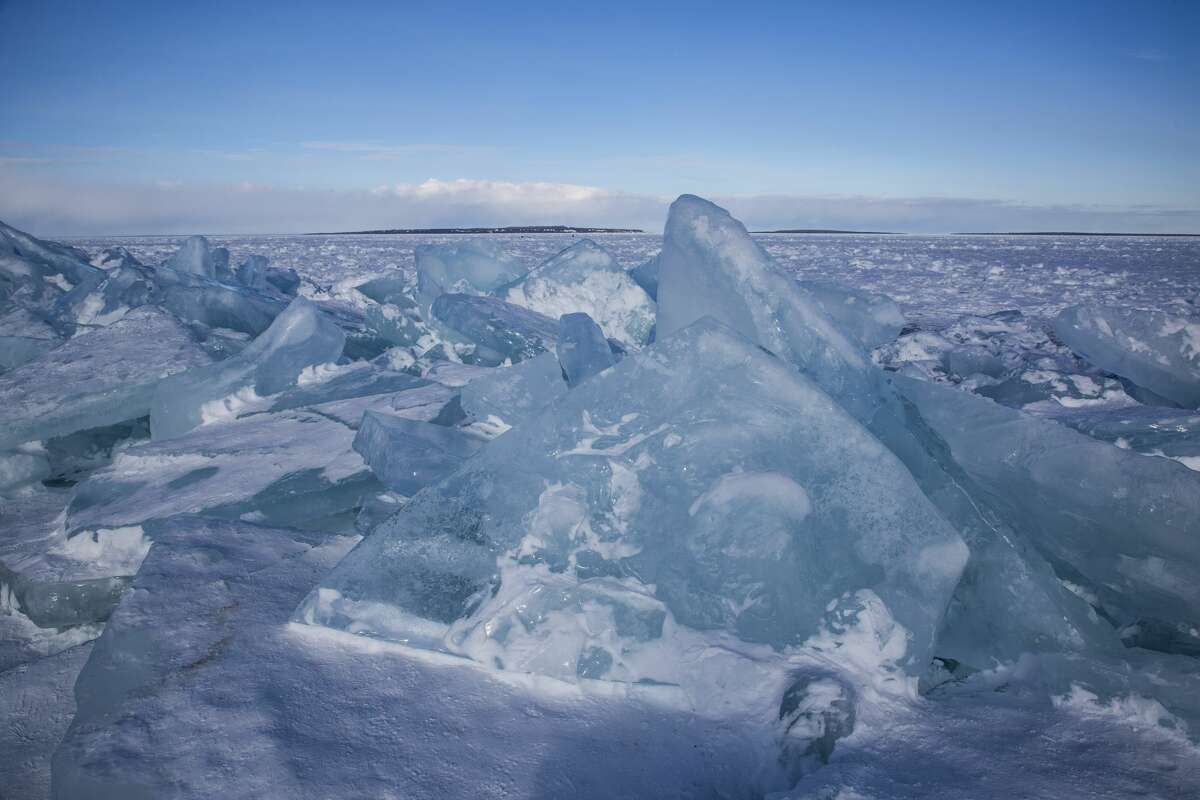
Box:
[2, 199, 1200, 799]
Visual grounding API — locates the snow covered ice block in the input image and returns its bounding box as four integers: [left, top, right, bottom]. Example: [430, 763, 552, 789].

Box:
[1055, 305, 1200, 408]
[896, 374, 1200, 643]
[0, 306, 212, 450]
[353, 411, 485, 496]
[299, 318, 967, 684]
[797, 281, 905, 349]
[556, 312, 614, 387]
[459, 351, 566, 428]
[150, 298, 345, 440]
[499, 239, 656, 345]
[68, 408, 374, 535]
[430, 293, 558, 366]
[415, 240, 525, 313]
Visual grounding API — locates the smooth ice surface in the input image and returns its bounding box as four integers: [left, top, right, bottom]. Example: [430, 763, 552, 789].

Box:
[0, 307, 212, 449]
[556, 312, 615, 387]
[628, 252, 659, 300]
[897, 374, 1200, 638]
[300, 319, 967, 685]
[500, 239, 655, 345]
[415, 240, 525, 313]
[150, 298, 345, 439]
[458, 351, 566, 427]
[1055, 305, 1200, 408]
[430, 293, 558, 366]
[353, 411, 485, 496]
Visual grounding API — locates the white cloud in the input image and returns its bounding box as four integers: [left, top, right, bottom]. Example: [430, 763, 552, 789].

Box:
[0, 172, 1195, 237]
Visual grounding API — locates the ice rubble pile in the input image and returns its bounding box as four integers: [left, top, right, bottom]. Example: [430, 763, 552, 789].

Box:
[2, 197, 1199, 795]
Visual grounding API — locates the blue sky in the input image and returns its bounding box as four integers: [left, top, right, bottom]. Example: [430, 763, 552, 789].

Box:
[0, 0, 1196, 234]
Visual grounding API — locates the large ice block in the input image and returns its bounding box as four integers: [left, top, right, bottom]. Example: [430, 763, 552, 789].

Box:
[896, 375, 1200, 642]
[353, 411, 485, 495]
[153, 265, 286, 336]
[0, 307, 212, 450]
[430, 293, 557, 366]
[299, 319, 967, 683]
[499, 239, 656, 345]
[415, 240, 525, 313]
[150, 298, 345, 440]
[1055, 305, 1200, 408]
[556, 312, 614, 387]
[629, 252, 660, 300]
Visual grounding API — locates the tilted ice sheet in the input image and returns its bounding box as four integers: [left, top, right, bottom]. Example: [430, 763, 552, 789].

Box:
[1055, 304, 1200, 408]
[0, 306, 212, 450]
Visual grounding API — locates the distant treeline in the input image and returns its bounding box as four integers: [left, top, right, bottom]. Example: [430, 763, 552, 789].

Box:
[308, 225, 644, 235]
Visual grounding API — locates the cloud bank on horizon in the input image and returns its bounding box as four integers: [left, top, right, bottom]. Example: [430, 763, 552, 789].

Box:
[2, 174, 1197, 237]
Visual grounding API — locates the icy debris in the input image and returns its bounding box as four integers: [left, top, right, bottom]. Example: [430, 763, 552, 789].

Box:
[0, 447, 51, 493]
[897, 374, 1200, 647]
[459, 351, 566, 427]
[0, 562, 126, 629]
[150, 298, 345, 439]
[415, 240, 525, 313]
[1055, 305, 1200, 408]
[299, 318, 967, 685]
[364, 294, 427, 348]
[798, 280, 905, 349]
[500, 239, 656, 345]
[0, 307, 62, 370]
[353, 411, 486, 496]
[0, 306, 213, 450]
[1, 220, 106, 324]
[556, 312, 615, 387]
[430, 293, 558, 366]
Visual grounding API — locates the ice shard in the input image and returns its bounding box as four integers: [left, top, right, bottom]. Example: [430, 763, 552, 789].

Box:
[896, 374, 1200, 642]
[430, 293, 557, 366]
[164, 235, 216, 279]
[1055, 305, 1200, 408]
[298, 319, 967, 683]
[499, 239, 656, 345]
[150, 298, 345, 440]
[458, 351, 566, 427]
[556, 312, 614, 387]
[628, 252, 660, 300]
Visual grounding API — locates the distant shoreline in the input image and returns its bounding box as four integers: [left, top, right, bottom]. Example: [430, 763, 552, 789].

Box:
[306, 225, 644, 235]
[953, 231, 1200, 237]
[755, 229, 896, 234]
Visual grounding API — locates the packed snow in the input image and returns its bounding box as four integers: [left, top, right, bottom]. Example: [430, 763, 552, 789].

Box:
[1, 200, 1199, 799]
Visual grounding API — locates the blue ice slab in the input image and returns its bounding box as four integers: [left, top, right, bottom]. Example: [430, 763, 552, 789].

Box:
[1055, 305, 1200, 408]
[430, 293, 557, 366]
[353, 411, 485, 496]
[556, 312, 614, 387]
[459, 351, 566, 427]
[150, 298, 345, 440]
